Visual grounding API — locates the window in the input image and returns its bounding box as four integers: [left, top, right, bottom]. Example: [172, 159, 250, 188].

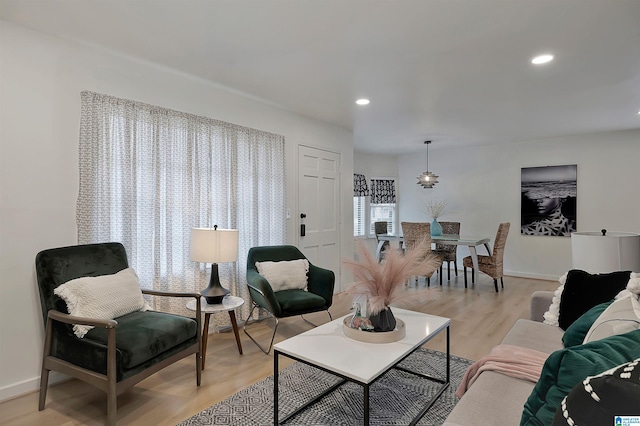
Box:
[370, 203, 396, 235]
[353, 196, 366, 236]
[369, 178, 397, 236]
[353, 174, 369, 237]
[77, 91, 286, 318]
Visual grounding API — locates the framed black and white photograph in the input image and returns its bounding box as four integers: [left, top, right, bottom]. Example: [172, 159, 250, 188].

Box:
[521, 165, 577, 236]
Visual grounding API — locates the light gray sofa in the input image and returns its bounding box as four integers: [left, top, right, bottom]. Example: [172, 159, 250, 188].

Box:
[444, 290, 563, 426]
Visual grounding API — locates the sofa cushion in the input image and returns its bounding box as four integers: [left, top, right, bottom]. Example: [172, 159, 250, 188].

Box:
[520, 329, 640, 426]
[583, 294, 640, 344]
[557, 270, 630, 330]
[84, 310, 197, 369]
[445, 371, 536, 426]
[502, 319, 564, 354]
[552, 358, 640, 425]
[275, 289, 326, 312]
[562, 301, 613, 347]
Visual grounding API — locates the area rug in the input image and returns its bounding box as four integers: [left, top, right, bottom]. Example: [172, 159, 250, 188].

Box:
[178, 348, 473, 426]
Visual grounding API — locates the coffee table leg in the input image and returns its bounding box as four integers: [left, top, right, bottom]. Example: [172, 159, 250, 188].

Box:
[228, 310, 243, 354]
[274, 351, 279, 425]
[364, 384, 369, 425]
[201, 313, 211, 370]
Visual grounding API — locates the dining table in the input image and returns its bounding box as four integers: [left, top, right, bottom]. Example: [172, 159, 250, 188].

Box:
[375, 233, 492, 294]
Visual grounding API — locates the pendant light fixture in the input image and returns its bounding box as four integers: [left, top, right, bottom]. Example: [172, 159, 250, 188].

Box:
[417, 140, 439, 189]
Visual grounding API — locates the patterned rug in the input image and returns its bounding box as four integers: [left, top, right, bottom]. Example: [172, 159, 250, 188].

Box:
[178, 348, 473, 426]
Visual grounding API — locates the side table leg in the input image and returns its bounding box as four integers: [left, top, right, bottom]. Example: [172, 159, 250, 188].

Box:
[202, 313, 211, 370]
[228, 310, 243, 355]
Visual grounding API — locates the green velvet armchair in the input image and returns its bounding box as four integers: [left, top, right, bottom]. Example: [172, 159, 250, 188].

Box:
[243, 245, 334, 354]
[35, 242, 201, 426]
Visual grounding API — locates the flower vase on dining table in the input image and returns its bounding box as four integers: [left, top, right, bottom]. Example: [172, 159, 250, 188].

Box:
[431, 218, 443, 236]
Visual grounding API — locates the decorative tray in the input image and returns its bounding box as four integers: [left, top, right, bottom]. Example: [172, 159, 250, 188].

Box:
[342, 315, 406, 343]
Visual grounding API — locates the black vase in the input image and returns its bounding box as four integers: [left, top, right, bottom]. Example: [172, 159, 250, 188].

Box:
[369, 307, 396, 332]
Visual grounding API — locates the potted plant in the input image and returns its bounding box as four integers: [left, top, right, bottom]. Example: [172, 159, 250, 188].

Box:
[344, 240, 440, 332]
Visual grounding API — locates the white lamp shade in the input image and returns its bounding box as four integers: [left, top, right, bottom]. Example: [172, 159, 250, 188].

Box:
[190, 228, 239, 263]
[571, 232, 640, 273]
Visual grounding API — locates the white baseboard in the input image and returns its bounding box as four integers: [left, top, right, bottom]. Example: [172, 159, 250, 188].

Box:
[0, 371, 69, 403]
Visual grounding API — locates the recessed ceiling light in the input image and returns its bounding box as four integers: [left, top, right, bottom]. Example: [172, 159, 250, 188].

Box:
[355, 99, 370, 106]
[531, 54, 554, 65]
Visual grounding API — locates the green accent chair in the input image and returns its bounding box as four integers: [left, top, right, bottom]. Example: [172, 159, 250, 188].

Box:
[35, 242, 202, 426]
[243, 245, 334, 354]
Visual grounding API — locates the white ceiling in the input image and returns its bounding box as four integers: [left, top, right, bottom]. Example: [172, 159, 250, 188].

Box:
[1, 0, 639, 154]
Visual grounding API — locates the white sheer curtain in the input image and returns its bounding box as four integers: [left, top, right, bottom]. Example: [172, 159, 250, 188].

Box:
[77, 91, 286, 325]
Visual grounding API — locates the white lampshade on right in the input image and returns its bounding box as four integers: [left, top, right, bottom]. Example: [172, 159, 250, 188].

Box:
[571, 231, 640, 273]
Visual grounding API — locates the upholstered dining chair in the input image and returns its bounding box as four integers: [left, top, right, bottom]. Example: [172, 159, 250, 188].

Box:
[374, 221, 390, 261]
[401, 222, 443, 286]
[244, 245, 334, 354]
[35, 242, 201, 426]
[433, 221, 461, 281]
[463, 222, 511, 292]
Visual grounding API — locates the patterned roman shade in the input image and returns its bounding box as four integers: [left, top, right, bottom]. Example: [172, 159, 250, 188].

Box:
[353, 174, 369, 196]
[370, 179, 396, 204]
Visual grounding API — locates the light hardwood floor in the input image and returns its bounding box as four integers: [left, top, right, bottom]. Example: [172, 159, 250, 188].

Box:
[0, 274, 558, 426]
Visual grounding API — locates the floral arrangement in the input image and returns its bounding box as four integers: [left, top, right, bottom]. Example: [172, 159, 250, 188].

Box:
[425, 198, 458, 220]
[344, 240, 441, 315]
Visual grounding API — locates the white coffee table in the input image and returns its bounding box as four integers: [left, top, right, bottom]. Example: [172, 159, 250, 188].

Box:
[186, 295, 244, 369]
[273, 308, 450, 425]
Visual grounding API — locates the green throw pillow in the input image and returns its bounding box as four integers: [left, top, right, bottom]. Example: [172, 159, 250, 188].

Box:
[520, 329, 640, 426]
[562, 300, 613, 347]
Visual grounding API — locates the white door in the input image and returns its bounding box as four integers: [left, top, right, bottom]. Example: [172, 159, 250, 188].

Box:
[298, 145, 341, 291]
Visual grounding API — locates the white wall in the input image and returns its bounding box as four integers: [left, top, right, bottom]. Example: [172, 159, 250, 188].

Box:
[397, 131, 640, 280]
[0, 21, 354, 400]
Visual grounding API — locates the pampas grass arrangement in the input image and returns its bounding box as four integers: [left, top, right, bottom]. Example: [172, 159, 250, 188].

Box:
[344, 239, 441, 315]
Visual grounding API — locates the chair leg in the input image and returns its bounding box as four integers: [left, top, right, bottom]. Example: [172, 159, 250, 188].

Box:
[301, 310, 333, 327]
[38, 368, 49, 411]
[494, 279, 499, 292]
[447, 262, 451, 281]
[195, 350, 202, 386]
[439, 268, 443, 286]
[243, 302, 279, 355]
[472, 269, 475, 284]
[454, 260, 458, 277]
[501, 277, 504, 288]
[427, 276, 430, 286]
[463, 266, 467, 288]
[39, 317, 53, 411]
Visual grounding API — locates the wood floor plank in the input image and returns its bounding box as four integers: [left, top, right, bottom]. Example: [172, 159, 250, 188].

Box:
[0, 274, 559, 425]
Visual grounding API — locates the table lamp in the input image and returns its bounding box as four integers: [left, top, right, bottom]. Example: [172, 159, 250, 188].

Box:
[571, 230, 640, 273]
[190, 225, 239, 304]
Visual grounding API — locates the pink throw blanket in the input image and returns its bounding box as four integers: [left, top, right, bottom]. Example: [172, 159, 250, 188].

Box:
[456, 344, 548, 398]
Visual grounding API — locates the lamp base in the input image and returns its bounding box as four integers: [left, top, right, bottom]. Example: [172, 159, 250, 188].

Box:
[200, 289, 229, 305]
[201, 263, 231, 305]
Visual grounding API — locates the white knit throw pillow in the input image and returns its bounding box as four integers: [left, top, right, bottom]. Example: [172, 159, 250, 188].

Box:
[543, 272, 567, 326]
[54, 268, 150, 338]
[255, 259, 309, 292]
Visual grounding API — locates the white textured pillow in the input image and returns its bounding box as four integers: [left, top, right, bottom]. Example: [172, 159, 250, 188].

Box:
[543, 272, 567, 326]
[54, 268, 150, 338]
[583, 280, 640, 344]
[255, 259, 309, 292]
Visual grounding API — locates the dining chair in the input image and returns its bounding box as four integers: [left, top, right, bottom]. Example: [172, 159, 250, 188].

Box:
[400, 222, 443, 286]
[432, 221, 461, 281]
[463, 222, 511, 292]
[374, 221, 390, 261]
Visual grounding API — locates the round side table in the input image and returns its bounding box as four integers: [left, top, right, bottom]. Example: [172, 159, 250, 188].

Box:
[186, 295, 244, 369]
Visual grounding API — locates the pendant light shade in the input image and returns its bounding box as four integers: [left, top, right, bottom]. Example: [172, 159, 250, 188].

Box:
[417, 141, 439, 189]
